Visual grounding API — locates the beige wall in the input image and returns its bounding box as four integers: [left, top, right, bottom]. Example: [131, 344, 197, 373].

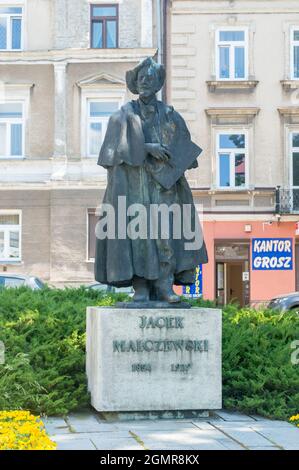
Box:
[169, 0, 299, 190]
[26, 0, 52, 50]
[49, 188, 102, 284]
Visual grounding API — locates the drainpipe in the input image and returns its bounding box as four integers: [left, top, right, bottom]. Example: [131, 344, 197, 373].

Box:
[156, 0, 162, 65]
[156, 0, 169, 101]
[162, 0, 169, 102]
[156, 0, 162, 100]
[275, 186, 281, 214]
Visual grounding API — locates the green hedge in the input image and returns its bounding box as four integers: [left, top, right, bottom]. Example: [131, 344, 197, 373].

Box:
[0, 288, 298, 419]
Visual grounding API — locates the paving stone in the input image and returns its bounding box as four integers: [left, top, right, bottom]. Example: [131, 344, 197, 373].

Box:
[145, 443, 195, 450]
[43, 417, 70, 435]
[214, 411, 256, 422]
[91, 436, 143, 450]
[248, 446, 281, 450]
[213, 423, 276, 447]
[250, 425, 299, 450]
[192, 421, 223, 430]
[249, 416, 294, 426]
[249, 415, 271, 421]
[136, 429, 233, 451]
[115, 420, 197, 432]
[218, 439, 245, 450]
[50, 411, 297, 451]
[53, 437, 96, 450]
[250, 420, 295, 428]
[193, 427, 245, 449]
[190, 441, 230, 450]
[52, 432, 99, 441]
[66, 413, 118, 433]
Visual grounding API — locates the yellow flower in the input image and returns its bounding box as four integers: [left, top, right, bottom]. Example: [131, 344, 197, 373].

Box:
[289, 414, 299, 422]
[0, 411, 56, 451]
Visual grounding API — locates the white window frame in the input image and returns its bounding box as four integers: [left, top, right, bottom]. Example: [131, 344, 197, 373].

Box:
[0, 4, 24, 51]
[290, 131, 299, 190]
[216, 131, 249, 189]
[0, 100, 25, 159]
[81, 88, 125, 158]
[86, 99, 119, 157]
[215, 27, 248, 81]
[291, 26, 299, 79]
[0, 210, 22, 263]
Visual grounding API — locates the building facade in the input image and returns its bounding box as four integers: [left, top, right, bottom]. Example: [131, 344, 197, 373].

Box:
[1, 0, 299, 305]
[169, 0, 299, 305]
[0, 0, 158, 286]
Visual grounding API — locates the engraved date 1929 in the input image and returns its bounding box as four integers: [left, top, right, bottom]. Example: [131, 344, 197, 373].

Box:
[171, 363, 192, 373]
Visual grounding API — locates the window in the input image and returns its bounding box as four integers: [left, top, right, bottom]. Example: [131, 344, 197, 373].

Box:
[290, 132, 299, 212]
[291, 28, 299, 79]
[91, 4, 118, 48]
[0, 6, 23, 50]
[0, 213, 21, 262]
[217, 133, 247, 188]
[87, 100, 119, 157]
[290, 133, 299, 210]
[291, 132, 299, 188]
[0, 102, 24, 158]
[216, 29, 248, 80]
[87, 209, 98, 261]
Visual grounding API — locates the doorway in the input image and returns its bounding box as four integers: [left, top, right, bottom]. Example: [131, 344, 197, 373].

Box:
[227, 262, 245, 305]
[215, 241, 250, 307]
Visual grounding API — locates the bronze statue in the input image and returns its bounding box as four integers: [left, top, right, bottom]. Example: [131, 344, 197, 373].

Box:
[95, 57, 208, 304]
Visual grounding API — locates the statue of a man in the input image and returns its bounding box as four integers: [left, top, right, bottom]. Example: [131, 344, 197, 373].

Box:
[95, 57, 208, 303]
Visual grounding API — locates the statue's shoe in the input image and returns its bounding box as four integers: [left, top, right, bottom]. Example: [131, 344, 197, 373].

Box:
[132, 277, 150, 302]
[155, 288, 181, 304]
[133, 292, 150, 302]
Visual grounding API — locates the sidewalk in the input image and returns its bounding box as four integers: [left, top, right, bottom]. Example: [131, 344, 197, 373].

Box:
[45, 410, 299, 450]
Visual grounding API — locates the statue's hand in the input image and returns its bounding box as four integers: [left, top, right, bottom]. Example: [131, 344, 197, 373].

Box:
[145, 143, 171, 163]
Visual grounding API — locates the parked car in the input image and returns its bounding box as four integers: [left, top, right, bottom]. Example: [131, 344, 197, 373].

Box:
[268, 292, 299, 312]
[0, 274, 45, 290]
[86, 283, 134, 297]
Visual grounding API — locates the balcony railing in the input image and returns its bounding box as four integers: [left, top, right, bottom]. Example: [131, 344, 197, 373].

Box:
[276, 187, 299, 214]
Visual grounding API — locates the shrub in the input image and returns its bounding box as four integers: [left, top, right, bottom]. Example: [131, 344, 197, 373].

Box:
[0, 288, 298, 419]
[222, 304, 299, 420]
[0, 287, 126, 416]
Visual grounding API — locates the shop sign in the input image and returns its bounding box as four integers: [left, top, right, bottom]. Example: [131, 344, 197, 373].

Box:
[183, 265, 203, 298]
[252, 238, 293, 270]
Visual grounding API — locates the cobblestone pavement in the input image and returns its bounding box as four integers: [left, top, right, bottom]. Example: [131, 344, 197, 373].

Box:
[45, 410, 299, 451]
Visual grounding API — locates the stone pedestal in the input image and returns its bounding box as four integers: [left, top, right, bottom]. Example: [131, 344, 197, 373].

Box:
[86, 307, 222, 413]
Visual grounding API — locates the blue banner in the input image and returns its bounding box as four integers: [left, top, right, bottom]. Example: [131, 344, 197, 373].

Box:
[183, 265, 203, 297]
[252, 238, 293, 270]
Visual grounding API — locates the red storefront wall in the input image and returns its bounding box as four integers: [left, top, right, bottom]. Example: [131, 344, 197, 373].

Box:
[201, 220, 297, 305]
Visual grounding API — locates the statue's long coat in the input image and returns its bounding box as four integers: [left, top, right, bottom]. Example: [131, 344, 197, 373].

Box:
[95, 100, 208, 287]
